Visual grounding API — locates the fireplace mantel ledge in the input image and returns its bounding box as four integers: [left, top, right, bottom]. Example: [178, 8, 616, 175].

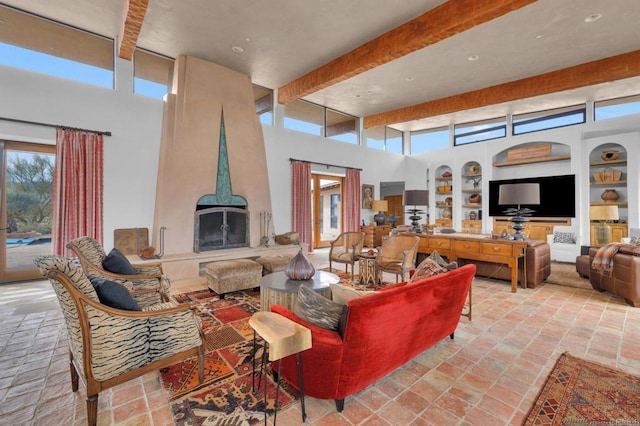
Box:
[126, 244, 308, 281]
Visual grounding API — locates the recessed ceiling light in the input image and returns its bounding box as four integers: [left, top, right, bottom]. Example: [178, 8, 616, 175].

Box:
[585, 13, 602, 23]
[535, 34, 543, 39]
[468, 55, 479, 61]
[231, 46, 244, 53]
[405, 76, 414, 81]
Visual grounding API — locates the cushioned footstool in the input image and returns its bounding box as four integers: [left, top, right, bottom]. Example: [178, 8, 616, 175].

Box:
[576, 255, 590, 279]
[255, 255, 293, 276]
[206, 259, 262, 299]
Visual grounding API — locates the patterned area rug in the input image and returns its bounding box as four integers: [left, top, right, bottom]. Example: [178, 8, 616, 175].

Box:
[524, 352, 640, 425]
[160, 289, 299, 425]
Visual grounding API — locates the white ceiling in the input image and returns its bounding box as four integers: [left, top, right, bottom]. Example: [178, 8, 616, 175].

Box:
[2, 0, 639, 131]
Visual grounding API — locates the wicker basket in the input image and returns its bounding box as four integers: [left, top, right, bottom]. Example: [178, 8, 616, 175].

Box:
[274, 232, 299, 245]
[593, 167, 622, 183]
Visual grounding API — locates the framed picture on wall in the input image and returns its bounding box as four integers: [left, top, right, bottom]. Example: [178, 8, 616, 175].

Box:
[362, 184, 374, 209]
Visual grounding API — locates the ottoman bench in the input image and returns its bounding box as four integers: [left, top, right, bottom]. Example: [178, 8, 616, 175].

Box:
[206, 259, 262, 299]
[576, 255, 590, 279]
[255, 255, 293, 276]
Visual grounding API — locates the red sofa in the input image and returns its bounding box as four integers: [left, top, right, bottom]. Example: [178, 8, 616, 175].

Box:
[271, 263, 476, 411]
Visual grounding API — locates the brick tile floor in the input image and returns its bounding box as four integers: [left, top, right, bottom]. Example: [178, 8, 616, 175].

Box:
[2, 249, 640, 425]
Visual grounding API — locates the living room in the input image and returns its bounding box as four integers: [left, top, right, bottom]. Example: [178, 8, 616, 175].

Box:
[2, 1, 640, 425]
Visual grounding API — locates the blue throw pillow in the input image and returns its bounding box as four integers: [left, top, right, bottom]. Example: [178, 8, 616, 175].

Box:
[89, 276, 141, 311]
[102, 248, 138, 275]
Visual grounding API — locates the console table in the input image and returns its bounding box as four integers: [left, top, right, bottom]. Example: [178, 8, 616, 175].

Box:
[411, 233, 527, 293]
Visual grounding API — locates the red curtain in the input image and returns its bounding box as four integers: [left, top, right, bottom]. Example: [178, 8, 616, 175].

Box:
[344, 168, 361, 232]
[291, 160, 312, 252]
[52, 129, 104, 256]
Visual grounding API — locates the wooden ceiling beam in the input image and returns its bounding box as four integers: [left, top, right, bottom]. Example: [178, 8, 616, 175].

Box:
[117, 0, 149, 60]
[364, 49, 640, 128]
[278, 0, 537, 105]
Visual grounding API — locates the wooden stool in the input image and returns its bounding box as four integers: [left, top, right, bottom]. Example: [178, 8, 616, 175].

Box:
[249, 311, 311, 424]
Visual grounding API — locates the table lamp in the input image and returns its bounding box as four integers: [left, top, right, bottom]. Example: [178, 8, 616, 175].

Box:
[371, 200, 388, 226]
[404, 190, 429, 233]
[498, 183, 540, 240]
[590, 205, 619, 244]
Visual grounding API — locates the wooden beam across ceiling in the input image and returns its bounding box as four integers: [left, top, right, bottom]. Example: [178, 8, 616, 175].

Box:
[118, 0, 149, 60]
[363, 49, 640, 128]
[277, 0, 537, 105]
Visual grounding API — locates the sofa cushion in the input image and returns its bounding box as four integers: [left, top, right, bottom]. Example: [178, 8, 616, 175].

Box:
[294, 284, 343, 330]
[330, 283, 375, 304]
[409, 258, 447, 282]
[89, 276, 141, 311]
[553, 231, 577, 244]
[102, 248, 138, 275]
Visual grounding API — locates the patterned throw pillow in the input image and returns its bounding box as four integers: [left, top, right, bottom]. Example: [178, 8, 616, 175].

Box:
[409, 258, 447, 283]
[631, 235, 640, 246]
[428, 250, 458, 270]
[330, 283, 376, 304]
[553, 232, 577, 244]
[294, 285, 343, 330]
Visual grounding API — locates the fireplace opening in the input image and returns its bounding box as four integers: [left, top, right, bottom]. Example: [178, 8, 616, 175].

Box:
[194, 206, 249, 252]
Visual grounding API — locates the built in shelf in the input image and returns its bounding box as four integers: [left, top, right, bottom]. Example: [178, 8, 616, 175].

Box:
[591, 181, 627, 186]
[589, 159, 627, 167]
[493, 154, 571, 167]
[590, 201, 628, 207]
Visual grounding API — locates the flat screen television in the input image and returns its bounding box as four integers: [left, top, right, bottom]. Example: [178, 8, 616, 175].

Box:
[488, 174, 575, 218]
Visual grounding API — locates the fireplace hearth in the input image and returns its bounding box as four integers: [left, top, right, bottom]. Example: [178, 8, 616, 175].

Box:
[194, 207, 249, 252]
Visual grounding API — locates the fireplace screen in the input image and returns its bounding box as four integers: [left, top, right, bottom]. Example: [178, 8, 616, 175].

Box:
[194, 207, 249, 252]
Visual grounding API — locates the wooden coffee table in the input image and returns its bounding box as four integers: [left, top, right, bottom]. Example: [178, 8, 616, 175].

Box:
[260, 270, 339, 312]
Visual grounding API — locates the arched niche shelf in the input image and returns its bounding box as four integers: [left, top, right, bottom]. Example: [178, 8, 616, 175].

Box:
[434, 165, 453, 227]
[493, 141, 571, 167]
[460, 161, 482, 233]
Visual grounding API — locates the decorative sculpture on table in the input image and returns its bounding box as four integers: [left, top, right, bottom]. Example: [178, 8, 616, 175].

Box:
[284, 248, 315, 280]
[498, 183, 540, 240]
[404, 189, 429, 233]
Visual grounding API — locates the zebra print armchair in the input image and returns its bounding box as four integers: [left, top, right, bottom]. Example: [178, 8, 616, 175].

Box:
[34, 255, 205, 426]
[66, 236, 169, 306]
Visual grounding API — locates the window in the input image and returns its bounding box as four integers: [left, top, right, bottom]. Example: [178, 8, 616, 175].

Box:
[133, 49, 173, 99]
[330, 194, 340, 229]
[284, 99, 323, 135]
[454, 117, 506, 145]
[595, 95, 640, 121]
[326, 109, 358, 144]
[513, 105, 585, 135]
[365, 126, 402, 153]
[253, 85, 273, 125]
[410, 127, 449, 154]
[0, 5, 114, 88]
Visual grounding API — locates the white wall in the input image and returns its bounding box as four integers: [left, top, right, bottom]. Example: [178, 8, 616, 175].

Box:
[2, 59, 640, 250]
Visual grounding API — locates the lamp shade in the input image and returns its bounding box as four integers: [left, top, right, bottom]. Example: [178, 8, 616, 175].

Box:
[404, 190, 429, 206]
[590, 205, 619, 221]
[371, 200, 388, 212]
[498, 183, 540, 205]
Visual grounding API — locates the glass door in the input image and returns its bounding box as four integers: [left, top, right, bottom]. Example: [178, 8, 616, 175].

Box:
[311, 174, 343, 249]
[0, 141, 55, 283]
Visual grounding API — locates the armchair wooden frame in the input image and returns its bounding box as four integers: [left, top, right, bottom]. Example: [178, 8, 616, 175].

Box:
[42, 266, 205, 426]
[66, 236, 170, 303]
[375, 235, 420, 283]
[328, 231, 365, 280]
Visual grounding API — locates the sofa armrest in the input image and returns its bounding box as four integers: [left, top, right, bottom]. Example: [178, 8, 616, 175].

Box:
[618, 245, 640, 256]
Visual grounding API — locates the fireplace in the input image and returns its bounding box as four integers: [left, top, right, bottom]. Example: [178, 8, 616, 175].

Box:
[194, 206, 249, 252]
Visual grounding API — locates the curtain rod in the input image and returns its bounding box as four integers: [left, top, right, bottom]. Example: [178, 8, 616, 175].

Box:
[0, 116, 112, 136]
[289, 158, 362, 171]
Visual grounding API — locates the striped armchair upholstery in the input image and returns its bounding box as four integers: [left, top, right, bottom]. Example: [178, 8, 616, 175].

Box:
[66, 236, 170, 305]
[34, 255, 205, 426]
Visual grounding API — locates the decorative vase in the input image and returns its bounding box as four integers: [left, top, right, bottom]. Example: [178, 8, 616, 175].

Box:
[284, 248, 315, 280]
[601, 150, 619, 161]
[600, 189, 619, 202]
[468, 163, 481, 175]
[442, 207, 453, 219]
[469, 211, 477, 220]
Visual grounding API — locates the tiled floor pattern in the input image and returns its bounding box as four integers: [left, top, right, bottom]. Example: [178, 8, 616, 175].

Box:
[2, 250, 640, 425]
